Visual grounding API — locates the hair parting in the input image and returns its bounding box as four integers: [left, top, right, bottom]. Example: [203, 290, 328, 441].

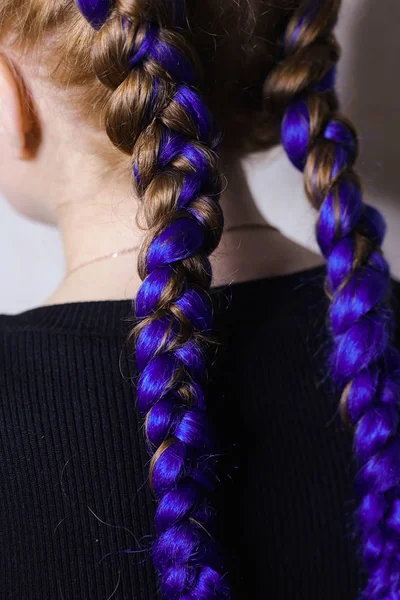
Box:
[266, 1, 400, 597]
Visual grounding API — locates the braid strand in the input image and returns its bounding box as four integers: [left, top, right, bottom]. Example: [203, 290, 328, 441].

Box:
[266, 1, 400, 598]
[77, 1, 229, 598]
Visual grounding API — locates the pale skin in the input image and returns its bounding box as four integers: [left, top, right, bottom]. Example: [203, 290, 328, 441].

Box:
[0, 50, 324, 307]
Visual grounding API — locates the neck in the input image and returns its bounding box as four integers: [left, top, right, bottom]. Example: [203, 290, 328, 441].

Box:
[219, 155, 268, 229]
[43, 156, 322, 306]
[57, 183, 142, 275]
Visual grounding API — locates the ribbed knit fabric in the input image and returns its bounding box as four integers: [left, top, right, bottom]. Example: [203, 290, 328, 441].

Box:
[1, 265, 398, 599]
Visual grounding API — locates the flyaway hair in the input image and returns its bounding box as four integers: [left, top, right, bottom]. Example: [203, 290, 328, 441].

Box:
[76, 0, 230, 598]
[266, 1, 400, 597]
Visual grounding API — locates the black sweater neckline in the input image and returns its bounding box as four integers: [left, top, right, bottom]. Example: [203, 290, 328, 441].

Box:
[0, 264, 327, 336]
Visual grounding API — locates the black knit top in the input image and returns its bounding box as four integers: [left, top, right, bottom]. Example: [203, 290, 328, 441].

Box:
[1, 265, 397, 599]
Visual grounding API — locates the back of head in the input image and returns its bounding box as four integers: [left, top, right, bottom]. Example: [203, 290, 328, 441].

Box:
[1, 1, 399, 598]
[0, 0, 294, 153]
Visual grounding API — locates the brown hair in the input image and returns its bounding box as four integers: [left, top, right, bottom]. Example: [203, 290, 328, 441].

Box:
[0, 0, 295, 153]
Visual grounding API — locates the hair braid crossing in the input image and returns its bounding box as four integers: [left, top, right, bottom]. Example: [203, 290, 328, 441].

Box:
[77, 1, 229, 598]
[266, 1, 400, 597]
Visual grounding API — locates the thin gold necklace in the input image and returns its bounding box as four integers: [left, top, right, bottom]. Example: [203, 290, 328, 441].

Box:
[65, 223, 277, 278]
[223, 223, 279, 234]
[65, 245, 140, 279]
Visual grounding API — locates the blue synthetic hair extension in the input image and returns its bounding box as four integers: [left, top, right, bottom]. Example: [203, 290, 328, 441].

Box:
[267, 1, 400, 597]
[77, 0, 230, 598]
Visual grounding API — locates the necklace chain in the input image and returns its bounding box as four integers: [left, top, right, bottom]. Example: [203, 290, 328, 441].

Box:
[65, 245, 140, 279]
[65, 223, 277, 279]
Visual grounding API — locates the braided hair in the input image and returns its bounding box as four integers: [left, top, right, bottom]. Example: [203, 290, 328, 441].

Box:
[1, 0, 397, 597]
[77, 1, 229, 598]
[266, 1, 400, 597]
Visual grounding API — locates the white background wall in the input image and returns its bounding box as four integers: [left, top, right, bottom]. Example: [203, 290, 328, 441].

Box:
[0, 0, 398, 314]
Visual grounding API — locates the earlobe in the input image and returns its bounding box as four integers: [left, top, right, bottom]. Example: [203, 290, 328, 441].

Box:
[0, 53, 34, 158]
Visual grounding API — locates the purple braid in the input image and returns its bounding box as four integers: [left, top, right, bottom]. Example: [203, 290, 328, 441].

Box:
[266, 1, 400, 597]
[76, 0, 111, 28]
[77, 1, 229, 598]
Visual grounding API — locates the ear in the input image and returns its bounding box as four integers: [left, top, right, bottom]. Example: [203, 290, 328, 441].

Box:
[0, 53, 34, 157]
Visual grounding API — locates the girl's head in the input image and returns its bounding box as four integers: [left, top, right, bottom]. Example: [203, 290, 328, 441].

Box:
[0, 0, 291, 223]
[2, 1, 399, 598]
